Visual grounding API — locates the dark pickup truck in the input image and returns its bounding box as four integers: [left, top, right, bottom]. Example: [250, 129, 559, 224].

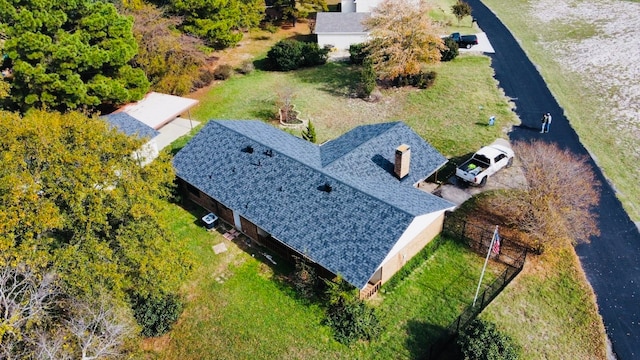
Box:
[450, 32, 478, 49]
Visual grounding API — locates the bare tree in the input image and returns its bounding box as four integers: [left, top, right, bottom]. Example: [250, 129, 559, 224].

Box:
[480, 141, 600, 251]
[67, 295, 136, 360]
[363, 0, 445, 81]
[0, 265, 135, 360]
[0, 264, 57, 345]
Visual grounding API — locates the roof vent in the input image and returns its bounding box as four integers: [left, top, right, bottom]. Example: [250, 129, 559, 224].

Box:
[318, 182, 332, 193]
[242, 145, 254, 154]
[264, 149, 273, 157]
[394, 144, 411, 179]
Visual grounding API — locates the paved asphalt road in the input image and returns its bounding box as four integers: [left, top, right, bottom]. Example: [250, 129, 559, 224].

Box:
[465, 0, 640, 358]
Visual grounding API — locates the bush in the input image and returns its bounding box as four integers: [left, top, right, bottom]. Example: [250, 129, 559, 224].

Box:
[324, 277, 381, 344]
[237, 60, 255, 75]
[213, 64, 234, 80]
[293, 256, 319, 299]
[392, 71, 437, 89]
[457, 319, 520, 360]
[131, 292, 183, 337]
[267, 40, 329, 71]
[357, 59, 377, 98]
[192, 68, 216, 89]
[441, 37, 459, 62]
[349, 43, 369, 65]
[267, 40, 304, 71]
[301, 43, 330, 67]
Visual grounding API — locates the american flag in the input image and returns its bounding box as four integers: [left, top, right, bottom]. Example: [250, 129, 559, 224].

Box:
[491, 228, 501, 255]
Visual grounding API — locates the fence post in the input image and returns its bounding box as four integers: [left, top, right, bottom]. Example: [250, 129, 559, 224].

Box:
[503, 268, 509, 285]
[481, 290, 486, 308]
[456, 315, 461, 332]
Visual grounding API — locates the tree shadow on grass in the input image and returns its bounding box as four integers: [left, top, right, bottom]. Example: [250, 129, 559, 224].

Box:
[405, 320, 450, 360]
[293, 62, 361, 97]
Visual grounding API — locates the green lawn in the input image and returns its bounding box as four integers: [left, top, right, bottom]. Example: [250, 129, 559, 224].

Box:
[190, 56, 517, 157]
[145, 202, 505, 360]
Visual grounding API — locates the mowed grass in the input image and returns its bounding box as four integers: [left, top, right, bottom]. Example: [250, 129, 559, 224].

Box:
[482, 246, 607, 359]
[481, 0, 640, 221]
[145, 202, 506, 360]
[192, 55, 517, 157]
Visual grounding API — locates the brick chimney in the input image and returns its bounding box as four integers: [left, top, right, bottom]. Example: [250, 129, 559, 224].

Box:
[394, 144, 410, 179]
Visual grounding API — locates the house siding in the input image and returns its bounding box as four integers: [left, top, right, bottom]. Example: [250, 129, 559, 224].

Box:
[317, 33, 369, 50]
[377, 211, 446, 285]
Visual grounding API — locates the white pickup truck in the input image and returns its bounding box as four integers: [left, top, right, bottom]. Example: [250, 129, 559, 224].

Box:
[455, 139, 514, 187]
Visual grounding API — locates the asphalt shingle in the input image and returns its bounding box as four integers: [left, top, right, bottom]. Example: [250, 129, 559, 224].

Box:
[173, 120, 453, 288]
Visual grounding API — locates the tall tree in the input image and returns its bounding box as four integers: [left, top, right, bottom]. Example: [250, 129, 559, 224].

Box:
[0, 0, 149, 112]
[0, 109, 188, 301]
[479, 141, 600, 251]
[271, 0, 328, 26]
[363, 0, 445, 81]
[128, 4, 207, 95]
[167, 0, 265, 49]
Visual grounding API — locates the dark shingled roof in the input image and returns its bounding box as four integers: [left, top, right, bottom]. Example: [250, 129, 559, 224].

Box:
[102, 113, 159, 140]
[173, 120, 453, 289]
[315, 12, 370, 34]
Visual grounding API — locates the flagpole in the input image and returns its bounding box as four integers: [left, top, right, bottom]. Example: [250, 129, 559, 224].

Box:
[473, 225, 499, 307]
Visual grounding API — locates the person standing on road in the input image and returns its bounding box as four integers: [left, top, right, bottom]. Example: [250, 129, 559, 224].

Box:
[540, 113, 548, 133]
[544, 112, 552, 133]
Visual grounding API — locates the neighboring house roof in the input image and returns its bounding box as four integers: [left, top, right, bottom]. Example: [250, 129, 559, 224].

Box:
[315, 12, 370, 34]
[118, 92, 199, 130]
[102, 112, 159, 140]
[173, 120, 454, 289]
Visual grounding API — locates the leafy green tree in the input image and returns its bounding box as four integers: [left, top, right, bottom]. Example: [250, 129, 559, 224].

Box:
[0, 0, 149, 112]
[0, 109, 188, 304]
[457, 319, 520, 360]
[167, 0, 265, 49]
[364, 0, 445, 80]
[302, 121, 317, 143]
[452, 1, 473, 25]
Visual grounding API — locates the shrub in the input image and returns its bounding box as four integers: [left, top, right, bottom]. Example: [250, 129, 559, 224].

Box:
[301, 43, 330, 67]
[131, 292, 183, 337]
[441, 37, 459, 62]
[324, 277, 381, 344]
[357, 59, 377, 98]
[391, 71, 437, 89]
[267, 40, 304, 71]
[349, 43, 369, 65]
[267, 40, 329, 71]
[457, 319, 520, 360]
[293, 255, 319, 299]
[237, 60, 255, 74]
[192, 68, 216, 89]
[213, 64, 234, 80]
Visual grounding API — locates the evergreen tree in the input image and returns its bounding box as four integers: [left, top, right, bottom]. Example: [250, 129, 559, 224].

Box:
[0, 0, 149, 112]
[302, 120, 317, 143]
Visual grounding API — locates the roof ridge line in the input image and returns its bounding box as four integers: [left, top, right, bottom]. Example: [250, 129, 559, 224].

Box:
[320, 121, 402, 167]
[215, 120, 419, 218]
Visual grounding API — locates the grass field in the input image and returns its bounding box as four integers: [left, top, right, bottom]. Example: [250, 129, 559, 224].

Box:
[480, 0, 640, 221]
[190, 56, 516, 157]
[143, 202, 506, 360]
